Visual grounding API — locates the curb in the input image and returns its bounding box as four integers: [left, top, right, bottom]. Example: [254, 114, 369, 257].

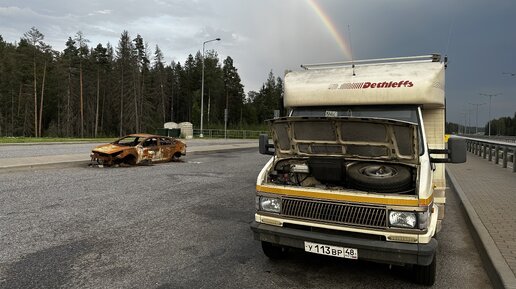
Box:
[446, 169, 516, 289]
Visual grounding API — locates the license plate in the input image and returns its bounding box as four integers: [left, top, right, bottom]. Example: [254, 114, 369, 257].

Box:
[304, 241, 358, 260]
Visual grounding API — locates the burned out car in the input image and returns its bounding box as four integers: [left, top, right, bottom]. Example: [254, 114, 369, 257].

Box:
[90, 134, 186, 166]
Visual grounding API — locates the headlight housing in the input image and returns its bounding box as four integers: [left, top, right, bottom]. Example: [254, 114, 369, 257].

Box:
[388, 210, 431, 229]
[389, 211, 417, 229]
[257, 196, 281, 213]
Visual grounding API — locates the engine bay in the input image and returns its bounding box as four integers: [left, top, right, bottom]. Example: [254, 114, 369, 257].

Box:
[267, 157, 416, 195]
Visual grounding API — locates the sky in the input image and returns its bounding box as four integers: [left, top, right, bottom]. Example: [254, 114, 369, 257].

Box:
[0, 0, 515, 126]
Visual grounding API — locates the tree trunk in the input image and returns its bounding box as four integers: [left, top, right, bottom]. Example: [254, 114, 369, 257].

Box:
[38, 61, 47, 137]
[119, 67, 124, 137]
[160, 73, 165, 124]
[95, 68, 100, 137]
[101, 87, 106, 135]
[33, 55, 38, 137]
[140, 70, 145, 129]
[80, 61, 84, 138]
[140, 70, 145, 130]
[23, 101, 29, 136]
[133, 71, 139, 133]
[17, 84, 22, 116]
[11, 88, 14, 136]
[67, 66, 71, 136]
[170, 83, 174, 122]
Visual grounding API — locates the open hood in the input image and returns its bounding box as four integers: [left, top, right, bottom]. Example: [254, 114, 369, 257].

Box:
[269, 117, 419, 163]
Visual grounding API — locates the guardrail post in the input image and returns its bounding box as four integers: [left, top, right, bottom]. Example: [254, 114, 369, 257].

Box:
[502, 146, 508, 168]
[512, 149, 516, 173]
[488, 144, 492, 161]
[495, 145, 500, 164]
[483, 144, 487, 159]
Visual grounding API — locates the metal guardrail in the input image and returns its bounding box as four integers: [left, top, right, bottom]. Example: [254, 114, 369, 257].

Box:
[193, 129, 269, 139]
[461, 134, 516, 144]
[465, 138, 516, 172]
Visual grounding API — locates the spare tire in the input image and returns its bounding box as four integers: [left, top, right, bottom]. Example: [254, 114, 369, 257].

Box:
[347, 162, 412, 193]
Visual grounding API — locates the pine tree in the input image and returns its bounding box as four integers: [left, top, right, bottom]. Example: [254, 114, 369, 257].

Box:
[91, 43, 108, 137]
[222, 56, 244, 127]
[115, 31, 135, 136]
[23, 27, 49, 137]
[74, 31, 89, 138]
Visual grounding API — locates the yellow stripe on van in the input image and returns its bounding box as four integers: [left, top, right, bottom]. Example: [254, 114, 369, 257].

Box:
[256, 185, 432, 207]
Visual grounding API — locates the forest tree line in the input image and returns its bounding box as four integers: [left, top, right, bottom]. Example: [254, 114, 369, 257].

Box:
[0, 27, 283, 137]
[446, 113, 516, 136]
[484, 114, 516, 136]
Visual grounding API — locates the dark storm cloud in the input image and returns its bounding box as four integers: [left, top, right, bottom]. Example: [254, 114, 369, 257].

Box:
[0, 0, 514, 124]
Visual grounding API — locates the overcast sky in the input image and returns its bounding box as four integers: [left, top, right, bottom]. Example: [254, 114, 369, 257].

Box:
[0, 0, 515, 126]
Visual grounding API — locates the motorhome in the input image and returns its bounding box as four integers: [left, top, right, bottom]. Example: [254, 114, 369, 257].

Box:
[252, 54, 466, 285]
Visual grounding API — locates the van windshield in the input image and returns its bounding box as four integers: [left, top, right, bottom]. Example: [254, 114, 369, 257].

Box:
[291, 106, 418, 124]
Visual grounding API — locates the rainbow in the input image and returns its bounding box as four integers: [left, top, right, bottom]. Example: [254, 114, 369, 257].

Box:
[305, 0, 353, 60]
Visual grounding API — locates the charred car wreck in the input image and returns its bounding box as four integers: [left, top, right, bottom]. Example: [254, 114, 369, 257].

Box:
[91, 134, 186, 166]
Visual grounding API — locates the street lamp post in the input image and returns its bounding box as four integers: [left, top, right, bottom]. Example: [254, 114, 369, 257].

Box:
[200, 37, 221, 138]
[469, 102, 486, 135]
[479, 93, 501, 137]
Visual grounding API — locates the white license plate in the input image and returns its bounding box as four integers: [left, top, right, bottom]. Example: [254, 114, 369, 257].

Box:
[304, 241, 358, 260]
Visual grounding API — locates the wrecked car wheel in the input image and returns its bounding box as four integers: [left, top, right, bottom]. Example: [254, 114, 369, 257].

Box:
[122, 155, 137, 166]
[347, 162, 412, 193]
[171, 152, 181, 162]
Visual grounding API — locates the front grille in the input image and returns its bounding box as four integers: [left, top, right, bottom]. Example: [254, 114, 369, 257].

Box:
[281, 198, 387, 228]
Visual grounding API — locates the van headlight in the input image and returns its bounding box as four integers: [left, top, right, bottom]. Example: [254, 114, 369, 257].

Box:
[257, 196, 281, 213]
[389, 211, 417, 228]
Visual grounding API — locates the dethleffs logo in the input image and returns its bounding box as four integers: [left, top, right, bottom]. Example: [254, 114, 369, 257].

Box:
[329, 80, 414, 90]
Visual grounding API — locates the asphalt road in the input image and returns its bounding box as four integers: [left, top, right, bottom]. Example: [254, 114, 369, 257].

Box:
[0, 139, 256, 159]
[0, 149, 492, 288]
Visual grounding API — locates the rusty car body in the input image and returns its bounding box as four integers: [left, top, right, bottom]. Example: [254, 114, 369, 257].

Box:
[90, 134, 186, 166]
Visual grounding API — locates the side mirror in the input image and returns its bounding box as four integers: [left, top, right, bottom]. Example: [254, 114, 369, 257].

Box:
[429, 137, 466, 163]
[259, 134, 274, 155]
[448, 137, 466, 163]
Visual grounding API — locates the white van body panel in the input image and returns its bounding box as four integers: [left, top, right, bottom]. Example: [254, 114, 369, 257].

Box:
[284, 61, 445, 109]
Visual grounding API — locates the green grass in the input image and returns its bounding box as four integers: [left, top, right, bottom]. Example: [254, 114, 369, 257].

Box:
[0, 137, 117, 144]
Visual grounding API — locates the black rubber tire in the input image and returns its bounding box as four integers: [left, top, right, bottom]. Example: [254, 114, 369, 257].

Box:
[171, 152, 181, 162]
[347, 162, 412, 193]
[261, 241, 288, 259]
[413, 254, 436, 286]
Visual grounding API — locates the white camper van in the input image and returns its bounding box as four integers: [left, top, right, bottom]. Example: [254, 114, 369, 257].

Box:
[252, 55, 466, 285]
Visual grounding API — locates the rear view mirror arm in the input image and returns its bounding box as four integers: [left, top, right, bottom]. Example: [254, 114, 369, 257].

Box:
[428, 148, 451, 163]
